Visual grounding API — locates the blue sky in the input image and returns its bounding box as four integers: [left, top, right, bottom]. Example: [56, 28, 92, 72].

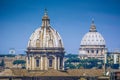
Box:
[0, 0, 120, 54]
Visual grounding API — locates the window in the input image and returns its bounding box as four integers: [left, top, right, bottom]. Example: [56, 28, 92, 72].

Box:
[49, 59, 52, 67]
[91, 50, 94, 53]
[36, 59, 39, 67]
[96, 50, 99, 54]
[36, 39, 40, 47]
[88, 50, 89, 53]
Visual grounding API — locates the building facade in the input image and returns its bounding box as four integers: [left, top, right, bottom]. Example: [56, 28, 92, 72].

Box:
[0, 54, 26, 69]
[26, 10, 65, 71]
[107, 51, 120, 65]
[79, 20, 107, 59]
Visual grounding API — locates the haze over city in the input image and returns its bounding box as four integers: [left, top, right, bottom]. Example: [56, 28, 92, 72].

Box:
[0, 0, 120, 54]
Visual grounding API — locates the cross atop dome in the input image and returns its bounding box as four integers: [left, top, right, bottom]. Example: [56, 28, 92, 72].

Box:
[89, 18, 97, 32]
[44, 8, 48, 16]
[42, 8, 49, 19]
[92, 18, 94, 24]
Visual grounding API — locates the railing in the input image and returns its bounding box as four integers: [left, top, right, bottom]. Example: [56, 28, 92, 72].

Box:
[27, 47, 64, 50]
[26, 47, 65, 53]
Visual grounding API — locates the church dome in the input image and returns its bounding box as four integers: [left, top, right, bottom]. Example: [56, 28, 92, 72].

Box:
[80, 20, 105, 46]
[27, 9, 64, 50]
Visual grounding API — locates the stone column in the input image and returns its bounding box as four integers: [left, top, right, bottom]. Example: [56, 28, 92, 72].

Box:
[30, 56, 32, 70]
[99, 50, 101, 55]
[32, 56, 34, 70]
[102, 50, 104, 56]
[45, 57, 48, 70]
[54, 56, 57, 70]
[41, 56, 43, 70]
[31, 56, 33, 70]
[58, 57, 60, 70]
[98, 49, 100, 55]
[94, 49, 96, 55]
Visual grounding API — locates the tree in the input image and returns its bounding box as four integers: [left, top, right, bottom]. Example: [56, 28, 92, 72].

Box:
[13, 60, 26, 65]
[65, 63, 76, 69]
[77, 64, 82, 69]
[0, 59, 5, 67]
[13, 60, 26, 68]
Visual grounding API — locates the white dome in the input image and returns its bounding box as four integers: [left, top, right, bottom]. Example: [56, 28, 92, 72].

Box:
[81, 32, 105, 45]
[27, 11, 64, 49]
[80, 20, 106, 46]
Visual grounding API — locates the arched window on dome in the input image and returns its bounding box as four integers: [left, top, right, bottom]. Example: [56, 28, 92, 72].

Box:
[48, 39, 53, 47]
[103, 40, 104, 42]
[36, 39, 40, 47]
[59, 40, 62, 47]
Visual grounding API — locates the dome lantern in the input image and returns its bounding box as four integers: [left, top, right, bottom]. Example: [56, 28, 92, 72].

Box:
[42, 8, 50, 27]
[89, 19, 97, 32]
